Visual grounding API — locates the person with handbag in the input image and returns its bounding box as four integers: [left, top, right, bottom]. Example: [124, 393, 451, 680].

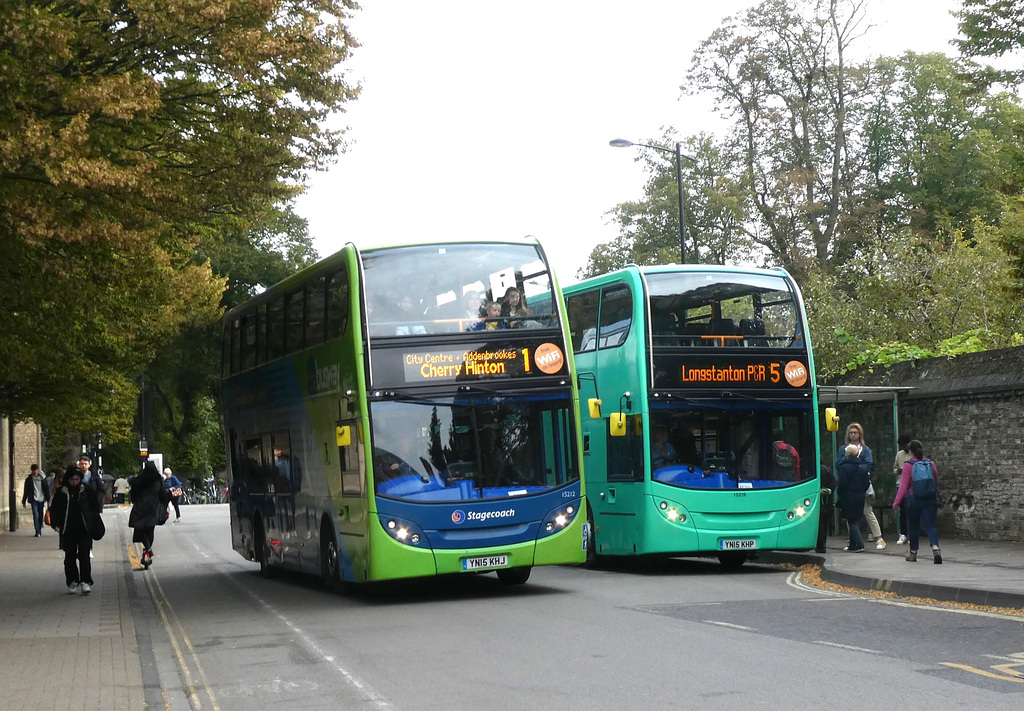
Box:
[49, 465, 103, 594]
[129, 461, 172, 568]
[163, 467, 184, 523]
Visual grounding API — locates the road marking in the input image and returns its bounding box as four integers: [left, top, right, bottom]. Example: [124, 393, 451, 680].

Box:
[703, 620, 756, 631]
[141, 563, 221, 710]
[814, 641, 885, 654]
[786, 572, 847, 597]
[184, 537, 397, 711]
[940, 663, 1024, 683]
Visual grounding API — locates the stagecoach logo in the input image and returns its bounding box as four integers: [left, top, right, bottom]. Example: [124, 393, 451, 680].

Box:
[307, 359, 340, 395]
[451, 509, 516, 524]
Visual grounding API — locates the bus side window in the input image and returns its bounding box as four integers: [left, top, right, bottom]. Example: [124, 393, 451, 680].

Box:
[221, 324, 232, 378]
[326, 270, 350, 340]
[267, 296, 284, 361]
[286, 288, 304, 354]
[566, 291, 599, 354]
[307, 276, 325, 347]
[598, 285, 632, 349]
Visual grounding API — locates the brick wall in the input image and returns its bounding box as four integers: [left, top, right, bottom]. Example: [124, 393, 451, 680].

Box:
[828, 347, 1024, 542]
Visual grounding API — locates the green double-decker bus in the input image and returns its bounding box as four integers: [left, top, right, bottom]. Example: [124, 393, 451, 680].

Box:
[220, 237, 586, 586]
[564, 264, 822, 568]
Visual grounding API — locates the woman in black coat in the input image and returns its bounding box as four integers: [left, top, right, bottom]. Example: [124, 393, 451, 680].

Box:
[128, 461, 171, 567]
[836, 443, 871, 552]
[49, 465, 103, 594]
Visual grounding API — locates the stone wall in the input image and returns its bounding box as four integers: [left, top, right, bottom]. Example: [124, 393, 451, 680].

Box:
[829, 347, 1024, 542]
[0, 418, 44, 531]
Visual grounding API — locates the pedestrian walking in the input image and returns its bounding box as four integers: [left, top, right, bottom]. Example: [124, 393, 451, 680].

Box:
[130, 461, 171, 568]
[113, 475, 130, 504]
[892, 439, 942, 564]
[163, 467, 183, 522]
[892, 434, 913, 545]
[845, 423, 884, 549]
[49, 465, 103, 594]
[836, 444, 870, 552]
[22, 464, 52, 537]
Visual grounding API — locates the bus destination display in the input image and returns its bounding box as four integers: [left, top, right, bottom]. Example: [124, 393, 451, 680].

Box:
[654, 355, 810, 391]
[372, 340, 566, 386]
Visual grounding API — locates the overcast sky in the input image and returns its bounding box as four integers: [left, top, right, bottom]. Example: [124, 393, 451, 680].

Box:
[295, 0, 963, 285]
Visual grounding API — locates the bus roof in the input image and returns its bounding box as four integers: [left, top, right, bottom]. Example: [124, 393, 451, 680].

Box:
[223, 235, 544, 322]
[565, 263, 793, 290]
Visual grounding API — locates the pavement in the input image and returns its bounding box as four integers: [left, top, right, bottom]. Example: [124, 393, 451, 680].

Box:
[764, 534, 1024, 610]
[0, 520, 1021, 710]
[0, 509, 144, 711]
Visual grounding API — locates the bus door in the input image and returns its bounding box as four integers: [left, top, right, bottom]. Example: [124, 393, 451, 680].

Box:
[596, 413, 645, 554]
[334, 412, 368, 582]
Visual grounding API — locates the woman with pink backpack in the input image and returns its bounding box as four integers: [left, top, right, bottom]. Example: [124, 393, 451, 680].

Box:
[892, 439, 941, 564]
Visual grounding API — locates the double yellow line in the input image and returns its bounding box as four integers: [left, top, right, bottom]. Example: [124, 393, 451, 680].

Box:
[128, 543, 222, 710]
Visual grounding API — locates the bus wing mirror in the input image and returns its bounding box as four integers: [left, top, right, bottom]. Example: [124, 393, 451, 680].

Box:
[610, 413, 626, 437]
[825, 407, 840, 432]
[336, 425, 352, 447]
[588, 398, 602, 419]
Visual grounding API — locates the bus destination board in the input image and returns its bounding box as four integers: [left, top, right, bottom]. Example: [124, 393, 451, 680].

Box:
[653, 354, 810, 392]
[372, 340, 567, 387]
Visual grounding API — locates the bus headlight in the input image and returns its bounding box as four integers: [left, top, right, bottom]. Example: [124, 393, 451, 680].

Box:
[540, 504, 579, 538]
[655, 499, 688, 524]
[379, 515, 428, 547]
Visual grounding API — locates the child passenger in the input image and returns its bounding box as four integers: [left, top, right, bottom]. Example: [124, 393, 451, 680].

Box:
[471, 301, 506, 331]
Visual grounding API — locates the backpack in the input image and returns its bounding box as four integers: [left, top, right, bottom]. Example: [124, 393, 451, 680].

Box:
[911, 458, 936, 501]
[773, 442, 796, 479]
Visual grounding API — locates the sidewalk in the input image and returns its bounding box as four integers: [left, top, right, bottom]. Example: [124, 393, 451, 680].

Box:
[0, 516, 144, 711]
[766, 535, 1024, 610]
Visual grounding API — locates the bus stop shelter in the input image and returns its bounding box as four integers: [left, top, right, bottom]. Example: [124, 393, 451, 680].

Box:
[818, 385, 915, 539]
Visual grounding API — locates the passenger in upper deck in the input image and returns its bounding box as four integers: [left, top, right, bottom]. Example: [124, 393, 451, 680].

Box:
[395, 295, 427, 335]
[502, 286, 540, 328]
[470, 301, 507, 331]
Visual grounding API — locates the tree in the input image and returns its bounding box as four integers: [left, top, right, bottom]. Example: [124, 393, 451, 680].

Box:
[804, 223, 1024, 376]
[581, 133, 751, 278]
[686, 0, 868, 276]
[0, 1, 359, 436]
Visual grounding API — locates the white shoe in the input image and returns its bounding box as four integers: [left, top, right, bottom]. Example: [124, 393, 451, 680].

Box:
[68, 583, 79, 594]
[897, 535, 908, 545]
[842, 546, 850, 551]
[80, 583, 91, 594]
[89, 550, 94, 559]
[876, 538, 886, 550]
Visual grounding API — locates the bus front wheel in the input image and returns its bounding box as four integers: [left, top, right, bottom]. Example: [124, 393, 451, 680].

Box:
[717, 551, 747, 570]
[496, 567, 531, 585]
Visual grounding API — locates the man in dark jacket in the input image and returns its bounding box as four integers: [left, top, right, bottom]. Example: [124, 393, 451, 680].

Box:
[836, 444, 871, 553]
[49, 466, 103, 594]
[22, 464, 51, 536]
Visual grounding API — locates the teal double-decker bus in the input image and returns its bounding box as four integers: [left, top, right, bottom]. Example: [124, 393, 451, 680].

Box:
[564, 265, 823, 568]
[220, 237, 586, 586]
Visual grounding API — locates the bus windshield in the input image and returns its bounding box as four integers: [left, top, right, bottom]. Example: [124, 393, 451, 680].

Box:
[649, 405, 813, 490]
[371, 392, 579, 502]
[362, 243, 558, 337]
[646, 272, 800, 348]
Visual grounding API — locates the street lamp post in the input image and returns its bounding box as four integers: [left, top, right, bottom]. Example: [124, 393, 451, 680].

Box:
[610, 138, 693, 265]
